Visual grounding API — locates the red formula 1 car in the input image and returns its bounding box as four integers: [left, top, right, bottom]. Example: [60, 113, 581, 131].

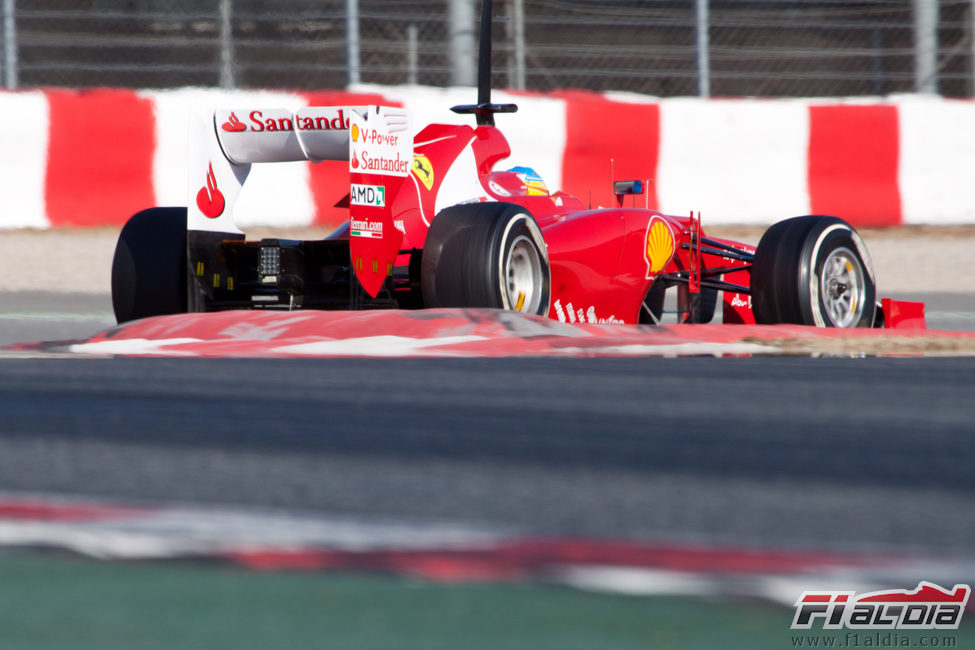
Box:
[111, 2, 914, 331]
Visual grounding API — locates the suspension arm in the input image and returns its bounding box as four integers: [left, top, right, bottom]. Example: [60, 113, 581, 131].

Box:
[681, 241, 754, 263]
[657, 271, 751, 294]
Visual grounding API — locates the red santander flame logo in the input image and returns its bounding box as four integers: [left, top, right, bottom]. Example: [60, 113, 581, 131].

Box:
[221, 112, 246, 132]
[196, 163, 225, 219]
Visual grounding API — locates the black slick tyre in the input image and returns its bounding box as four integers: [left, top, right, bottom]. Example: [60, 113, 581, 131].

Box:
[640, 279, 717, 325]
[751, 215, 876, 327]
[111, 207, 188, 324]
[421, 202, 550, 315]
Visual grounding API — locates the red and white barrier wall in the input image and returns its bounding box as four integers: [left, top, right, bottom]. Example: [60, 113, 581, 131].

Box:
[2, 85, 974, 230]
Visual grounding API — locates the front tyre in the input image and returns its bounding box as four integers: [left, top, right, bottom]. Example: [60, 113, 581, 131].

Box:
[751, 215, 876, 327]
[421, 202, 550, 315]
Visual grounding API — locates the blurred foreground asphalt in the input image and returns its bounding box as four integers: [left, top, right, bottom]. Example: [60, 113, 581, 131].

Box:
[0, 355, 972, 556]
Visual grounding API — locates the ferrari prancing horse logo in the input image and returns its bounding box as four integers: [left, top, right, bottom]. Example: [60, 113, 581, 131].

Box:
[412, 154, 434, 191]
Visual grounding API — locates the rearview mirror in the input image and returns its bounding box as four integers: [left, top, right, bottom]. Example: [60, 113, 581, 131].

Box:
[613, 180, 644, 196]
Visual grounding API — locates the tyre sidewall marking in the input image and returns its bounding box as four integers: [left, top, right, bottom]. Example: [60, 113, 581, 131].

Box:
[807, 224, 846, 327]
[849, 228, 876, 285]
[497, 211, 549, 314]
[807, 223, 872, 328]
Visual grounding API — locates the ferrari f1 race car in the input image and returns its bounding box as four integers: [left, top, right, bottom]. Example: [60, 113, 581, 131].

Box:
[111, 2, 899, 331]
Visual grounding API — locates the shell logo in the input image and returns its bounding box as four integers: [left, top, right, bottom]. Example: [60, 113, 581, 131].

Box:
[351, 124, 360, 142]
[645, 217, 674, 276]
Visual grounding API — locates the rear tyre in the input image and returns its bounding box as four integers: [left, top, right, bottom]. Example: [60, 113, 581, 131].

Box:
[111, 207, 188, 324]
[421, 202, 550, 315]
[686, 286, 718, 324]
[751, 215, 876, 327]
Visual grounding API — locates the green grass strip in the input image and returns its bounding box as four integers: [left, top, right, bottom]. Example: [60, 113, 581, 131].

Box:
[1, 553, 972, 650]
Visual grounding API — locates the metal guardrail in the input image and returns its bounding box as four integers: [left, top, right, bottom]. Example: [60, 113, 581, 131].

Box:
[1, 0, 970, 97]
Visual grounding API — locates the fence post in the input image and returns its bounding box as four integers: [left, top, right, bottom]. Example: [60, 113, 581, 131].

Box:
[2, 0, 15, 90]
[914, 0, 938, 93]
[219, 0, 234, 89]
[407, 24, 418, 85]
[448, 0, 475, 86]
[346, 0, 361, 86]
[511, 0, 525, 90]
[696, 0, 709, 97]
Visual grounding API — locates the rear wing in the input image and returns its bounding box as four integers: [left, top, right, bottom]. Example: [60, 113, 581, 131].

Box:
[187, 104, 412, 296]
[189, 105, 367, 233]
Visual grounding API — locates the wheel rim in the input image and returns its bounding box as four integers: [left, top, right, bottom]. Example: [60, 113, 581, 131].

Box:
[820, 246, 865, 327]
[505, 235, 544, 313]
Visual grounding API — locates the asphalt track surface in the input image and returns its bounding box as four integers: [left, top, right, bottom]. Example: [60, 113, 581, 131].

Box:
[0, 353, 973, 557]
[19, 304, 975, 650]
[3, 290, 975, 348]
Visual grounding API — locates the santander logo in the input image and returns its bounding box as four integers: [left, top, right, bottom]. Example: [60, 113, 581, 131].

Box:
[196, 162, 225, 218]
[220, 109, 351, 133]
[221, 112, 246, 132]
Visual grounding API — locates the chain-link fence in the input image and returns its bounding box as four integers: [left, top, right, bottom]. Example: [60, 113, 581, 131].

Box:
[3, 0, 972, 97]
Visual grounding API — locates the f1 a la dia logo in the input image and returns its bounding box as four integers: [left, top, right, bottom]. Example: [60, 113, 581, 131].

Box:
[350, 184, 385, 207]
[792, 582, 971, 630]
